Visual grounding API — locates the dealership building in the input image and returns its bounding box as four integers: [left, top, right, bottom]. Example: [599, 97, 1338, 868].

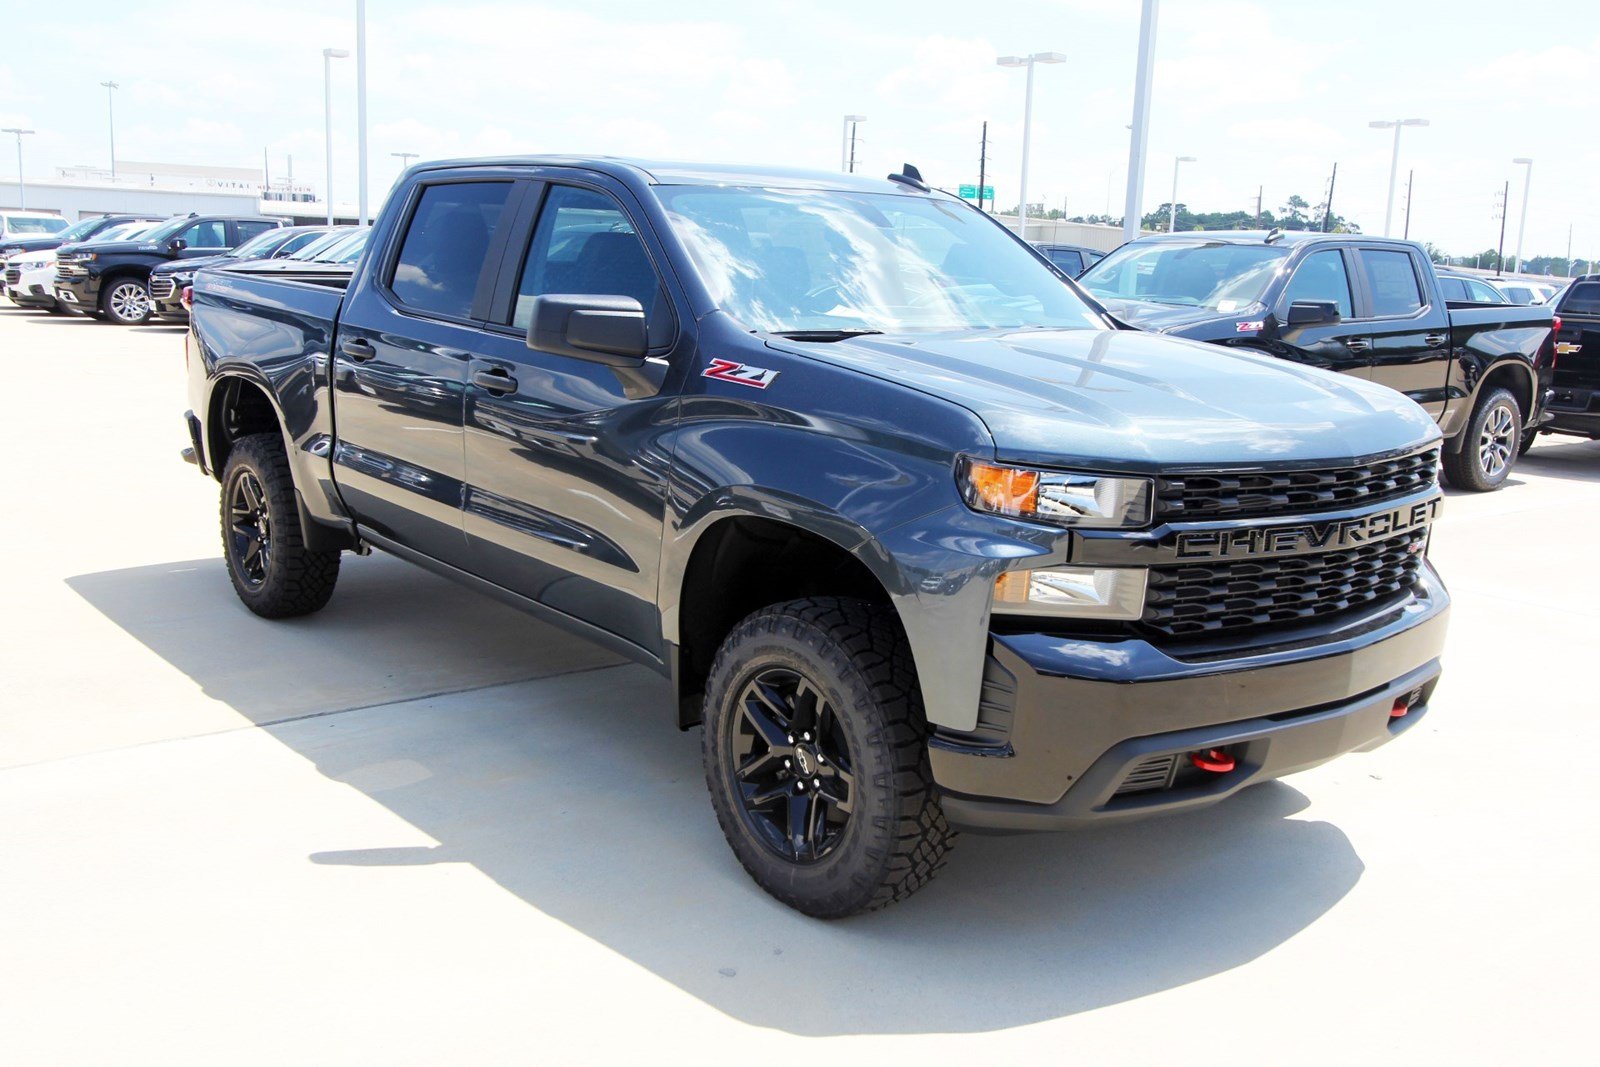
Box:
[0, 160, 361, 225]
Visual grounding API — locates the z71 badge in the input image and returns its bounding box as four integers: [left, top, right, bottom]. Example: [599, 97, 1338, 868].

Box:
[703, 358, 780, 389]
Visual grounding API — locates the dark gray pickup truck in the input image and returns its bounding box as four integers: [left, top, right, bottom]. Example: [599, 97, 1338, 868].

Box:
[184, 157, 1450, 917]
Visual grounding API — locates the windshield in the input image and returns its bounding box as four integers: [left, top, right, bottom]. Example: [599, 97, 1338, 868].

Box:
[1080, 240, 1289, 311]
[53, 216, 110, 242]
[659, 187, 1104, 333]
[4, 215, 68, 235]
[226, 228, 292, 260]
[142, 216, 193, 243]
[328, 230, 369, 264]
[92, 222, 156, 242]
[289, 228, 356, 260]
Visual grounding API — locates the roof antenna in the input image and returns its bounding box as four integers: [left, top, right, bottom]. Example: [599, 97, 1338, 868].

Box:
[1263, 227, 1283, 244]
[888, 163, 929, 192]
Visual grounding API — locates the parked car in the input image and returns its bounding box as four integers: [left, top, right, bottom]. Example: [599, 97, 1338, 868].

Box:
[148, 225, 338, 319]
[1436, 270, 1509, 304]
[282, 226, 360, 262]
[183, 157, 1449, 917]
[1489, 278, 1555, 305]
[6, 221, 162, 312]
[1077, 231, 1556, 490]
[0, 211, 69, 261]
[1537, 275, 1600, 443]
[1032, 242, 1104, 277]
[55, 212, 287, 325]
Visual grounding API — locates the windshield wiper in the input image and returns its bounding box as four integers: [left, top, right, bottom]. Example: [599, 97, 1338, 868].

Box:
[769, 329, 884, 343]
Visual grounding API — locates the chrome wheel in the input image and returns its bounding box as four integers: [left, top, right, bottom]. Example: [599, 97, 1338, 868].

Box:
[108, 281, 149, 323]
[1477, 402, 1516, 479]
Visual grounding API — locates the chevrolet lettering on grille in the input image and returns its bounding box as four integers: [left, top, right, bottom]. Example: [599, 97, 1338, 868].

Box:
[1174, 497, 1441, 561]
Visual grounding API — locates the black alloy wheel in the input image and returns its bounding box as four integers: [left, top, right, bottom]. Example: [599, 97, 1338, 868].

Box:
[729, 666, 856, 863]
[227, 470, 272, 588]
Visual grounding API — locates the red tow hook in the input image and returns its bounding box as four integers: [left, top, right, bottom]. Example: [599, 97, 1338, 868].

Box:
[1391, 688, 1424, 719]
[1189, 748, 1236, 773]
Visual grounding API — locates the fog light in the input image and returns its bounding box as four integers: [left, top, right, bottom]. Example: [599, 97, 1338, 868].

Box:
[991, 565, 1147, 620]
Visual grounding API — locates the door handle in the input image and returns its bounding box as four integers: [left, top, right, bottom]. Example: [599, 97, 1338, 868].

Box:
[341, 338, 377, 362]
[1345, 338, 1372, 354]
[1424, 333, 1448, 347]
[471, 366, 518, 394]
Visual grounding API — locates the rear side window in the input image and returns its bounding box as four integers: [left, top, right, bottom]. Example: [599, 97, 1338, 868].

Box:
[389, 181, 513, 319]
[1562, 282, 1600, 316]
[235, 221, 277, 242]
[1360, 250, 1424, 317]
[509, 184, 670, 346]
[1283, 249, 1353, 319]
[1047, 249, 1084, 274]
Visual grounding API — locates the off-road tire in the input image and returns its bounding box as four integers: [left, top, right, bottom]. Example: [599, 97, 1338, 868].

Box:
[99, 275, 152, 325]
[702, 596, 954, 918]
[1442, 387, 1521, 492]
[220, 433, 340, 618]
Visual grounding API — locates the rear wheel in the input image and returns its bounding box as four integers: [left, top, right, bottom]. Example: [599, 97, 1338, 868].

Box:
[1442, 387, 1521, 491]
[220, 433, 341, 617]
[701, 597, 954, 918]
[99, 277, 151, 325]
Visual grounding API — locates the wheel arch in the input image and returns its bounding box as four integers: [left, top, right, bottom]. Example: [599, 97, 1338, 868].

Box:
[1446, 358, 1536, 454]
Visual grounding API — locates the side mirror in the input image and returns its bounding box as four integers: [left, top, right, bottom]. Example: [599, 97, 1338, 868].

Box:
[168, 238, 187, 255]
[526, 294, 648, 366]
[1286, 299, 1339, 326]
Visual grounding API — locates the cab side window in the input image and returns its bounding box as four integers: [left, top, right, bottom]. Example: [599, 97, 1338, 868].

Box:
[1439, 276, 1468, 301]
[235, 221, 277, 242]
[1361, 250, 1424, 317]
[1282, 249, 1353, 319]
[509, 185, 671, 348]
[388, 181, 513, 319]
[182, 220, 228, 248]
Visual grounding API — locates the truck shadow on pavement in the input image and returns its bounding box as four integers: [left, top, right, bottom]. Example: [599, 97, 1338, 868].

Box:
[70, 552, 1365, 1036]
[1516, 439, 1600, 482]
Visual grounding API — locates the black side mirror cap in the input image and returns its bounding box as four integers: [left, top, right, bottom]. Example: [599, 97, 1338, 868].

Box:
[526, 294, 648, 366]
[1287, 299, 1339, 326]
[168, 238, 187, 254]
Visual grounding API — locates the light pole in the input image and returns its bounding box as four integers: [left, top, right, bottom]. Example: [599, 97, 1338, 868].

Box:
[323, 47, 350, 225]
[100, 81, 119, 182]
[997, 51, 1066, 239]
[3, 128, 33, 208]
[1511, 157, 1532, 274]
[392, 151, 418, 173]
[1168, 155, 1195, 232]
[1369, 117, 1428, 237]
[356, 0, 369, 225]
[1122, 0, 1159, 242]
[840, 115, 865, 173]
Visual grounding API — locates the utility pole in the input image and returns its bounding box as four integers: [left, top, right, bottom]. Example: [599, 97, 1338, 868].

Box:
[356, 0, 370, 225]
[1321, 162, 1338, 232]
[978, 121, 989, 213]
[1494, 180, 1509, 276]
[100, 80, 119, 181]
[263, 147, 270, 198]
[1566, 223, 1573, 277]
[848, 120, 860, 174]
[1121, 0, 1159, 243]
[1255, 185, 1263, 226]
[1403, 169, 1413, 239]
[3, 128, 33, 208]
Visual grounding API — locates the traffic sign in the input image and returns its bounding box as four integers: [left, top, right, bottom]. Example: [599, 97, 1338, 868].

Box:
[958, 184, 995, 201]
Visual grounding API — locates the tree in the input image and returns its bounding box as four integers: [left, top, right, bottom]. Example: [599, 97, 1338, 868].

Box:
[1279, 195, 1310, 228]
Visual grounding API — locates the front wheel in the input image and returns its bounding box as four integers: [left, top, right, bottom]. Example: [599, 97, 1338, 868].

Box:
[220, 433, 341, 618]
[1442, 387, 1522, 491]
[99, 277, 153, 325]
[701, 597, 954, 918]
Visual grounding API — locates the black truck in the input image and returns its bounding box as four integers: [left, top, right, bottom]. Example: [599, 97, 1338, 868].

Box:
[1538, 275, 1600, 441]
[147, 225, 337, 319]
[184, 157, 1450, 917]
[1077, 232, 1556, 491]
[56, 213, 286, 324]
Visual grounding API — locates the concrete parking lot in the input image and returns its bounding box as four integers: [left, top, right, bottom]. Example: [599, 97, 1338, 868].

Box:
[1, 305, 1595, 1063]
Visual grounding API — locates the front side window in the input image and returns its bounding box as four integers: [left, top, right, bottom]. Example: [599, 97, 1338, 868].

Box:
[181, 220, 228, 248]
[1282, 249, 1354, 319]
[662, 187, 1105, 333]
[1360, 250, 1424, 317]
[388, 181, 512, 318]
[510, 185, 667, 342]
[1079, 240, 1289, 312]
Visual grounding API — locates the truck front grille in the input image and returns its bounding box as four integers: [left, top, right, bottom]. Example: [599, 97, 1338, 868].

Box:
[148, 276, 176, 299]
[1142, 533, 1425, 638]
[1154, 448, 1439, 523]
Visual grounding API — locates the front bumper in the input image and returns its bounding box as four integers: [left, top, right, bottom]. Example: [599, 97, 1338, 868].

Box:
[8, 268, 59, 308]
[932, 563, 1450, 832]
[53, 272, 98, 310]
[148, 272, 190, 318]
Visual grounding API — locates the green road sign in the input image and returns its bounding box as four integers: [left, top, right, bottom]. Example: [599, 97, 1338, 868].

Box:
[958, 184, 995, 201]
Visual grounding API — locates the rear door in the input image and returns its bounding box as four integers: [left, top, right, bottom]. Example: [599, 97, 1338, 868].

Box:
[459, 172, 686, 657]
[329, 172, 523, 565]
[1352, 247, 1452, 418]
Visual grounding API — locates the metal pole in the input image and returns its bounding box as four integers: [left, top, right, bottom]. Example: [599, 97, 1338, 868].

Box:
[1495, 180, 1508, 276]
[1122, 0, 1159, 243]
[356, 0, 369, 225]
[1322, 162, 1337, 232]
[978, 121, 988, 213]
[1383, 122, 1402, 236]
[324, 53, 334, 225]
[1168, 157, 1179, 232]
[840, 117, 849, 172]
[1403, 169, 1413, 239]
[13, 133, 23, 209]
[1256, 185, 1263, 226]
[1566, 223, 1573, 277]
[1512, 159, 1532, 273]
[101, 81, 118, 182]
[1018, 56, 1035, 238]
[848, 121, 858, 174]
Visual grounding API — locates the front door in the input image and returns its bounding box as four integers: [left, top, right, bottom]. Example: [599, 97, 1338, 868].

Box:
[461, 177, 685, 656]
[1266, 247, 1371, 378]
[329, 176, 519, 565]
[1353, 246, 1452, 420]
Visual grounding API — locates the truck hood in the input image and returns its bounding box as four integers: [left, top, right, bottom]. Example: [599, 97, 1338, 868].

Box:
[69, 239, 166, 256]
[0, 236, 63, 255]
[152, 254, 231, 275]
[772, 327, 1439, 471]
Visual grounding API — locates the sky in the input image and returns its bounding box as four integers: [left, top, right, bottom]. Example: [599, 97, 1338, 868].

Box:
[2, 0, 1597, 260]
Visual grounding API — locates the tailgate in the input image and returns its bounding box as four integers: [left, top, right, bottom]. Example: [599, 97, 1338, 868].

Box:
[1553, 313, 1600, 393]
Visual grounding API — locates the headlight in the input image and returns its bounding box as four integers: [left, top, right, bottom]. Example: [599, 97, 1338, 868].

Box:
[960, 459, 1152, 528]
[992, 566, 1147, 619]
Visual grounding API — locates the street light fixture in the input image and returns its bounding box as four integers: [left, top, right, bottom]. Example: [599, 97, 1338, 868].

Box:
[100, 81, 119, 182]
[997, 51, 1067, 238]
[1169, 155, 1196, 232]
[841, 115, 865, 174]
[322, 47, 350, 225]
[1511, 157, 1533, 274]
[3, 128, 34, 209]
[392, 151, 418, 173]
[1369, 117, 1428, 237]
